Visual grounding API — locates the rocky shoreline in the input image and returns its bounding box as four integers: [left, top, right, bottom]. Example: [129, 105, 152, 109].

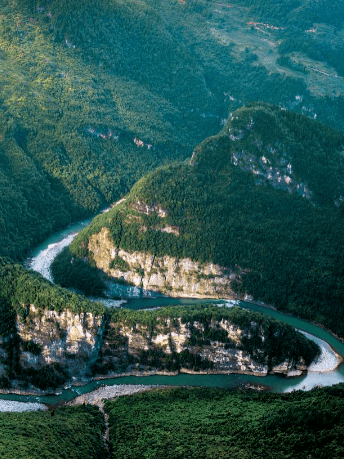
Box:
[0, 399, 47, 413]
[68, 384, 168, 409]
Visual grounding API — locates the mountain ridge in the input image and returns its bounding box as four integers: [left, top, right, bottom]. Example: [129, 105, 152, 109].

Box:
[2, 0, 344, 258]
[57, 103, 344, 337]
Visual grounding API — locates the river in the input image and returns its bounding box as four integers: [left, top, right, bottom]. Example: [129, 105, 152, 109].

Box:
[2, 214, 343, 410]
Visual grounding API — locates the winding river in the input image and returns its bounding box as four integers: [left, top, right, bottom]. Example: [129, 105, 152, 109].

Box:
[2, 215, 344, 410]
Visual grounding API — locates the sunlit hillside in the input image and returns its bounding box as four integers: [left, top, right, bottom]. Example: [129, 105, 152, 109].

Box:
[1, 0, 344, 258]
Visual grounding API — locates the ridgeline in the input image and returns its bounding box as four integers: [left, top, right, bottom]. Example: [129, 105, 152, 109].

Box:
[58, 102, 344, 338]
[2, 0, 344, 259]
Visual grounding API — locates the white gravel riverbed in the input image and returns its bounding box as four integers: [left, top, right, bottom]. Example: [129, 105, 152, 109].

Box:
[69, 384, 165, 408]
[0, 400, 47, 412]
[299, 330, 341, 372]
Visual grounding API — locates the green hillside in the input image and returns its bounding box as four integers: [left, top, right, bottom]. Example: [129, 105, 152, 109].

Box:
[63, 103, 344, 337]
[0, 405, 106, 459]
[0, 2, 344, 456]
[1, 0, 344, 258]
[105, 384, 344, 459]
[1, 384, 344, 459]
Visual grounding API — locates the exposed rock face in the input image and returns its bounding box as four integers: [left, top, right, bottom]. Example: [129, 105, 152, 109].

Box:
[6, 305, 311, 391]
[16, 305, 104, 377]
[230, 146, 312, 200]
[88, 228, 238, 298]
[130, 201, 168, 217]
[95, 317, 307, 378]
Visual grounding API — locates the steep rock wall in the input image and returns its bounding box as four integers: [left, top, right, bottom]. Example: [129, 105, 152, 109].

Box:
[16, 305, 104, 379]
[4, 306, 312, 392]
[95, 317, 308, 378]
[88, 228, 238, 298]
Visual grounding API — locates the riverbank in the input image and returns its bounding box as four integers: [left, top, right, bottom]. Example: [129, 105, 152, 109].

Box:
[0, 399, 47, 412]
[243, 297, 344, 344]
[68, 384, 167, 409]
[9, 213, 340, 406]
[300, 330, 343, 372]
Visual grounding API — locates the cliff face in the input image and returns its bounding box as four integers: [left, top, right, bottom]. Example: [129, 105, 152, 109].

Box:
[16, 305, 104, 378]
[88, 227, 238, 299]
[89, 316, 309, 378]
[2, 304, 312, 391]
[53, 103, 344, 341]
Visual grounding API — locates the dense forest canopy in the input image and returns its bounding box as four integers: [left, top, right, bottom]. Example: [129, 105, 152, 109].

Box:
[0, 384, 344, 459]
[1, 0, 344, 258]
[0, 405, 106, 459]
[64, 103, 344, 338]
[105, 385, 344, 459]
[0, 3, 343, 455]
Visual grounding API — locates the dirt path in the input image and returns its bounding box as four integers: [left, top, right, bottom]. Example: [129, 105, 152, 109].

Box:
[68, 384, 167, 456]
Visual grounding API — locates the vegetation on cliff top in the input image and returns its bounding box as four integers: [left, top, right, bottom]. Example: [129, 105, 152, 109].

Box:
[63, 102, 344, 338]
[108, 303, 320, 369]
[0, 2, 343, 454]
[0, 257, 106, 389]
[105, 384, 344, 459]
[0, 258, 106, 318]
[0, 259, 319, 387]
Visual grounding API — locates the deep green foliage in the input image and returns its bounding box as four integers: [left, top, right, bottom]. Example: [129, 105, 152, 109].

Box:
[23, 363, 69, 390]
[109, 254, 130, 272]
[0, 405, 107, 459]
[138, 348, 213, 372]
[0, 294, 17, 336]
[21, 340, 42, 356]
[69, 103, 344, 338]
[1, 0, 344, 259]
[0, 257, 105, 318]
[108, 304, 319, 368]
[105, 384, 344, 459]
[51, 247, 106, 296]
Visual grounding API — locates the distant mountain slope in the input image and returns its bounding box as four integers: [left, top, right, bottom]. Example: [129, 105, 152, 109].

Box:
[0, 0, 211, 258]
[61, 103, 344, 337]
[1, 0, 344, 258]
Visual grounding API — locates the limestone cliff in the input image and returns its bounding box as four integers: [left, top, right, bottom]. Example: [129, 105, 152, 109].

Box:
[90, 312, 314, 379]
[16, 305, 104, 378]
[88, 227, 238, 299]
[0, 303, 318, 392]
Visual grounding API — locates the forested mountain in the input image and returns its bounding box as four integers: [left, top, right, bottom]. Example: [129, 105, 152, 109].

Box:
[1, 0, 344, 258]
[0, 2, 344, 456]
[0, 405, 106, 459]
[105, 385, 344, 459]
[62, 103, 344, 337]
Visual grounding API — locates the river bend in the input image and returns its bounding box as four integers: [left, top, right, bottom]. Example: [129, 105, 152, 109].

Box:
[2, 215, 343, 410]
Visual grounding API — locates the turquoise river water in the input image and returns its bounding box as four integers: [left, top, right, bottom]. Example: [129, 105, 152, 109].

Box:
[1, 214, 343, 407]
